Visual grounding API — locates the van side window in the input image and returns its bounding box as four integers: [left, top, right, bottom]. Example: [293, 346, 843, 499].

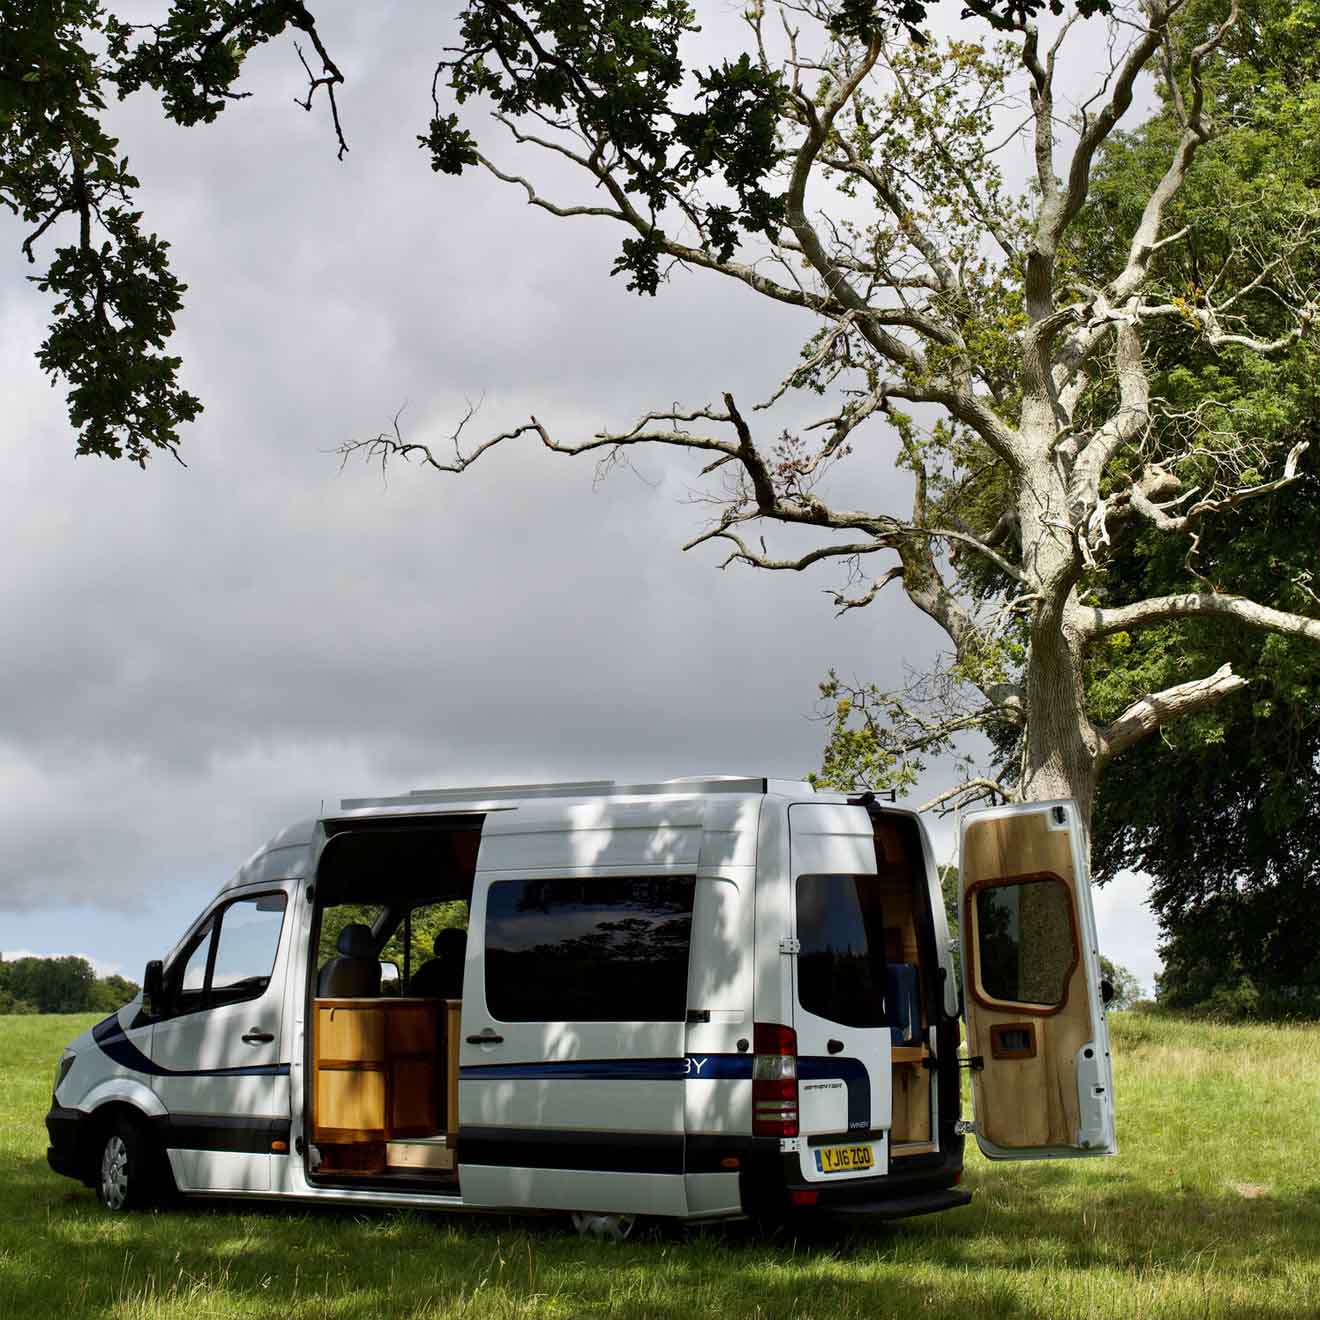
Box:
[484, 876, 695, 1022]
[165, 892, 287, 1016]
[972, 876, 1076, 1008]
[796, 874, 887, 1029]
[210, 893, 288, 1006]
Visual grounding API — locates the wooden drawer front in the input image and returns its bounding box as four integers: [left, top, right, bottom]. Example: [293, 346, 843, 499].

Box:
[316, 1068, 386, 1138]
[389, 1057, 438, 1137]
[318, 1004, 385, 1063]
[387, 1140, 454, 1172]
[386, 1003, 439, 1054]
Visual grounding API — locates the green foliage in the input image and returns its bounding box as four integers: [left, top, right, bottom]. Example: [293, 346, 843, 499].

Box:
[1098, 955, 1143, 1011]
[809, 671, 925, 795]
[90, 972, 141, 1012]
[0, 954, 136, 1014]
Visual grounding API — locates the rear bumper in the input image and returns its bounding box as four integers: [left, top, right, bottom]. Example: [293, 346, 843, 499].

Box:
[739, 1134, 969, 1219]
[46, 1102, 93, 1185]
[825, 1187, 973, 1220]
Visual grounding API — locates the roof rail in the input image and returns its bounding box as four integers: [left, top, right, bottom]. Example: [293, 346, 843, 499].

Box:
[337, 775, 808, 812]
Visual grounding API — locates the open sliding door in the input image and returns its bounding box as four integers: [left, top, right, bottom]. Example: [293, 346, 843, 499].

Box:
[959, 801, 1116, 1160]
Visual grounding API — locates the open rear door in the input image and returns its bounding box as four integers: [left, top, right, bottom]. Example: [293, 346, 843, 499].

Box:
[959, 801, 1116, 1160]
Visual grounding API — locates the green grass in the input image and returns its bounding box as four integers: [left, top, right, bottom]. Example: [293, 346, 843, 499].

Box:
[3, 1013, 1319, 1318]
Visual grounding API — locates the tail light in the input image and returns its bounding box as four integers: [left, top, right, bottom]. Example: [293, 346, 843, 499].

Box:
[752, 1022, 798, 1137]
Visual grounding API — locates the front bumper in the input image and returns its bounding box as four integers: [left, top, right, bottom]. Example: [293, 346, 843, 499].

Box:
[46, 1102, 93, 1185]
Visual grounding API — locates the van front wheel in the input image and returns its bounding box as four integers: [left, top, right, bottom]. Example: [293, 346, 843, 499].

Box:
[97, 1118, 159, 1212]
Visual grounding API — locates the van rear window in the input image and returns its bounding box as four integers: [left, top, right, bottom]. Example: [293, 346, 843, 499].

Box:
[796, 874, 887, 1029]
[483, 876, 695, 1022]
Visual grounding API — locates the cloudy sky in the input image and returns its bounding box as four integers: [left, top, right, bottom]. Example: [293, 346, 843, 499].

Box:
[0, 2, 1160, 992]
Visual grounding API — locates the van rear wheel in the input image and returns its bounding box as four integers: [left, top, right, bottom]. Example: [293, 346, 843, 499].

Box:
[96, 1117, 159, 1212]
[570, 1212, 636, 1241]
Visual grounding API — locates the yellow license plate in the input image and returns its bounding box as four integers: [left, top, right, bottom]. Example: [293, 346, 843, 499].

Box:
[815, 1143, 874, 1174]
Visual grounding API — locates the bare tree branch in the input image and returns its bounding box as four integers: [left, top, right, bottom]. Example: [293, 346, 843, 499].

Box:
[1098, 662, 1249, 765]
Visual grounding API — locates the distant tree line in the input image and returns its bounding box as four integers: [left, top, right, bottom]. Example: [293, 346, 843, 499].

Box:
[0, 955, 139, 1015]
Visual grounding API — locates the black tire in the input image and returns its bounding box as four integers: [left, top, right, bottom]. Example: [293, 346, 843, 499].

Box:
[96, 1116, 160, 1212]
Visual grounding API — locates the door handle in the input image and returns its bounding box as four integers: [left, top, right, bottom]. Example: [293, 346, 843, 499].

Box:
[241, 1029, 275, 1044]
[827, 1038, 845, 1054]
[466, 1030, 504, 1045]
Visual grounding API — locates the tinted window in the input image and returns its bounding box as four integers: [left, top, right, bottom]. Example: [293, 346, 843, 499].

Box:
[484, 876, 694, 1021]
[211, 894, 287, 1001]
[796, 874, 887, 1029]
[974, 878, 1075, 1007]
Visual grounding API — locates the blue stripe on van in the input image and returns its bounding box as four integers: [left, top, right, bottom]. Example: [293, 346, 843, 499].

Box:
[460, 1057, 688, 1081]
[91, 1015, 290, 1079]
[462, 1053, 871, 1129]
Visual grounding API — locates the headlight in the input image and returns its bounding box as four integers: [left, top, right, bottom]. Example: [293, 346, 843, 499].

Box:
[53, 1052, 75, 1095]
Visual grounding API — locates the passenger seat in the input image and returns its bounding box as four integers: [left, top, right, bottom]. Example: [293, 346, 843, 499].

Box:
[317, 923, 382, 997]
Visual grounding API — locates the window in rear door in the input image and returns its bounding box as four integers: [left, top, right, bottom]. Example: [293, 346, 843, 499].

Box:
[796, 874, 887, 1028]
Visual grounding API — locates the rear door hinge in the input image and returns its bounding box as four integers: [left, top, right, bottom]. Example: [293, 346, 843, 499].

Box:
[779, 937, 801, 955]
[960, 1055, 984, 1072]
[955, 1120, 977, 1136]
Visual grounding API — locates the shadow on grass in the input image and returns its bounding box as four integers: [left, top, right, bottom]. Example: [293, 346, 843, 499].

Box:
[6, 1153, 1320, 1319]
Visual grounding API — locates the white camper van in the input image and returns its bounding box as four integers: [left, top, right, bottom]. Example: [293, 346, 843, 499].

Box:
[46, 777, 1116, 1231]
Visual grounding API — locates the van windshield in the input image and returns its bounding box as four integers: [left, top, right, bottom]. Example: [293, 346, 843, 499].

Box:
[796, 873, 887, 1029]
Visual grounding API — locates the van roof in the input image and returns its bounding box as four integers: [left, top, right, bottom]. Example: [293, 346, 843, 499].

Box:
[221, 776, 832, 896]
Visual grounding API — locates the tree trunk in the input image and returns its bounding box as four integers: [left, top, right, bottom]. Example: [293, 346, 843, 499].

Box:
[1015, 437, 1101, 854]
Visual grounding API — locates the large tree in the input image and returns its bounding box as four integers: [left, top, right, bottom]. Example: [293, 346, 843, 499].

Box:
[340, 0, 1320, 852]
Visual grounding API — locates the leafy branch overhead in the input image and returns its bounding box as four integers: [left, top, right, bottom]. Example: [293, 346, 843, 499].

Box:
[1, 0, 342, 463]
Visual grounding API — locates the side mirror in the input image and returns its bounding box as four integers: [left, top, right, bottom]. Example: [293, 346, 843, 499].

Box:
[1099, 977, 1116, 1007]
[143, 960, 164, 1015]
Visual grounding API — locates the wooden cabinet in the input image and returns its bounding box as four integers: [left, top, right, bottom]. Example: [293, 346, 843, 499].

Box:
[313, 998, 440, 1143]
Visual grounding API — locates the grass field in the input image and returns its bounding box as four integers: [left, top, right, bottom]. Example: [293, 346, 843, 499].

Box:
[2, 1013, 1318, 1318]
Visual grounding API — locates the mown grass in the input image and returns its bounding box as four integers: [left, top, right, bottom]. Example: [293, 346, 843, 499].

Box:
[2, 1012, 1318, 1318]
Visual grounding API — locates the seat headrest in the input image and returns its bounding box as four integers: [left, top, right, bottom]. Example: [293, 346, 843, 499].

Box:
[336, 922, 376, 960]
[433, 927, 467, 958]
